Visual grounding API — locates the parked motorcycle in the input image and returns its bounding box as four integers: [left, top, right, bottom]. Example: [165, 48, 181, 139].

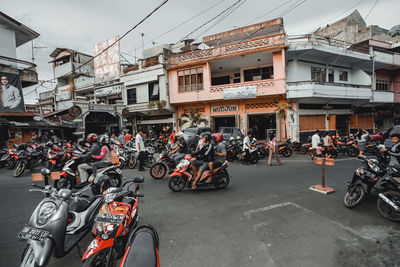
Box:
[168, 155, 230, 192]
[14, 146, 44, 177]
[19, 168, 105, 267]
[82, 176, 144, 266]
[46, 143, 73, 172]
[119, 224, 160, 267]
[377, 172, 400, 222]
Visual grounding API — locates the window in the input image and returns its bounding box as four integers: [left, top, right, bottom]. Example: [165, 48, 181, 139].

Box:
[328, 69, 334, 83]
[339, 71, 348, 81]
[212, 76, 230, 86]
[376, 80, 392, 91]
[243, 66, 273, 82]
[148, 82, 159, 101]
[127, 88, 137, 105]
[178, 67, 203, 92]
[311, 67, 326, 82]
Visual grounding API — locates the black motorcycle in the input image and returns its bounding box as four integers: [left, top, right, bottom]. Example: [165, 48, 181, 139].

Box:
[376, 168, 400, 222]
[14, 146, 44, 177]
[19, 168, 108, 267]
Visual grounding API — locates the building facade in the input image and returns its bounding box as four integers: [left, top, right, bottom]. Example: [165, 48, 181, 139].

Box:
[167, 18, 289, 140]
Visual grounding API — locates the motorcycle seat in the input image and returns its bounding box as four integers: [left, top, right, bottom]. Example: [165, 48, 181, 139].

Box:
[122, 226, 158, 267]
[393, 177, 400, 184]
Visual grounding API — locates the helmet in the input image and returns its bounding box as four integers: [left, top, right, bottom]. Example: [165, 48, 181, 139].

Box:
[236, 136, 241, 140]
[230, 137, 234, 141]
[213, 133, 223, 142]
[200, 132, 212, 142]
[87, 133, 98, 144]
[99, 135, 109, 145]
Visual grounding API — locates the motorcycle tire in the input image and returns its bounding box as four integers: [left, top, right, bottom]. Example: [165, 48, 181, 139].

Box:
[6, 157, 16, 170]
[214, 171, 230, 189]
[377, 191, 400, 222]
[343, 185, 366, 208]
[54, 178, 73, 190]
[82, 247, 116, 267]
[281, 148, 292, 158]
[14, 161, 26, 177]
[145, 156, 156, 168]
[259, 149, 267, 159]
[118, 159, 126, 169]
[46, 161, 54, 172]
[168, 176, 186, 192]
[299, 146, 308, 155]
[20, 245, 39, 267]
[249, 154, 259, 164]
[150, 163, 167, 179]
[329, 149, 338, 158]
[347, 146, 359, 157]
[128, 157, 137, 169]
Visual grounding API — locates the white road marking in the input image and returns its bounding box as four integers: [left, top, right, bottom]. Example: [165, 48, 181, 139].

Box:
[244, 202, 292, 217]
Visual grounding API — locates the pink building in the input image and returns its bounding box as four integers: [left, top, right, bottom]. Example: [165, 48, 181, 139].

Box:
[167, 18, 289, 140]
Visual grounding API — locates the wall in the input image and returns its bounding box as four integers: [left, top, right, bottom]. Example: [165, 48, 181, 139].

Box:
[0, 26, 17, 62]
[299, 115, 325, 131]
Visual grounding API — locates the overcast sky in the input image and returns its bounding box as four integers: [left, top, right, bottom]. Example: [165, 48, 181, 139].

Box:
[2, 0, 399, 103]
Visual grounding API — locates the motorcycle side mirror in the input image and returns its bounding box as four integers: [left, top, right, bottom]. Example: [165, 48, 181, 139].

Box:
[132, 176, 144, 183]
[41, 168, 51, 177]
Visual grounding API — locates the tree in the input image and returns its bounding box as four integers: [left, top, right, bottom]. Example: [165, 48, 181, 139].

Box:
[274, 103, 295, 139]
[179, 108, 208, 128]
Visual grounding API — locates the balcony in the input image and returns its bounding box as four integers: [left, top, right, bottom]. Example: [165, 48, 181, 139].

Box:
[54, 62, 94, 79]
[0, 55, 38, 87]
[286, 81, 372, 100]
[372, 91, 394, 103]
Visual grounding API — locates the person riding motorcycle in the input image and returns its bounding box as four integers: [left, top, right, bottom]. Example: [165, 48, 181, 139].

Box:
[191, 132, 214, 189]
[77, 133, 101, 183]
[169, 132, 188, 164]
[89, 134, 112, 183]
[380, 133, 400, 168]
[207, 133, 226, 183]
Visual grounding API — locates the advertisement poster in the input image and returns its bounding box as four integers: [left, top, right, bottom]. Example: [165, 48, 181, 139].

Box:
[0, 73, 26, 112]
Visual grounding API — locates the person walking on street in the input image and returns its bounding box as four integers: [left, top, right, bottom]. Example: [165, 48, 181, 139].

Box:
[135, 129, 146, 171]
[268, 131, 281, 166]
[356, 128, 369, 156]
[311, 130, 321, 160]
[243, 131, 253, 165]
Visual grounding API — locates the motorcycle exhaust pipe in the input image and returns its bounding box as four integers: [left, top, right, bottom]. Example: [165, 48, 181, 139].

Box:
[378, 193, 400, 211]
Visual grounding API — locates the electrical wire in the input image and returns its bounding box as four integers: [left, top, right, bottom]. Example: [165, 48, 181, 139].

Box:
[23, 0, 169, 97]
[246, 0, 294, 25]
[278, 0, 307, 17]
[365, 0, 379, 21]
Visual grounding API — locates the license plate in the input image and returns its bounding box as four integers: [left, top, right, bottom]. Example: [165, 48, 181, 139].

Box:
[116, 168, 122, 174]
[95, 213, 124, 225]
[19, 226, 50, 241]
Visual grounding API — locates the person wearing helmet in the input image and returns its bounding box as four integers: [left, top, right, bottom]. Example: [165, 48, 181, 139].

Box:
[77, 133, 101, 183]
[206, 133, 226, 183]
[381, 133, 400, 168]
[190, 132, 214, 189]
[90, 134, 112, 183]
[169, 132, 188, 164]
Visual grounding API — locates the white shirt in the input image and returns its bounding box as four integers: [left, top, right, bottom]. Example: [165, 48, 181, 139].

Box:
[243, 136, 251, 150]
[2, 84, 21, 109]
[312, 134, 321, 149]
[135, 133, 145, 152]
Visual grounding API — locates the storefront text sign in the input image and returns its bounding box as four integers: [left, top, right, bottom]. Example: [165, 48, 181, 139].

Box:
[211, 105, 239, 113]
[223, 86, 257, 100]
[94, 84, 122, 97]
[89, 104, 117, 112]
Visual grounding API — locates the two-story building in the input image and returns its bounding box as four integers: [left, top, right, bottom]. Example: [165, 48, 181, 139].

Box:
[167, 18, 288, 140]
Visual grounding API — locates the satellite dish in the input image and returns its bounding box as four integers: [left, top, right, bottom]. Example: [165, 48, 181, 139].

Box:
[33, 116, 44, 121]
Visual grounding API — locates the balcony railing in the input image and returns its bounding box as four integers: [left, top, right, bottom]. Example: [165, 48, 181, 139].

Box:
[286, 81, 371, 88]
[0, 55, 36, 70]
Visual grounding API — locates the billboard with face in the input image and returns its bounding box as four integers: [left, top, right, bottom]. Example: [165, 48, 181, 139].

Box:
[0, 73, 25, 112]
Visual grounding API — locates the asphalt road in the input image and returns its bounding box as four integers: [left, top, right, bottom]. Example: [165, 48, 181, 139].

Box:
[1, 154, 400, 267]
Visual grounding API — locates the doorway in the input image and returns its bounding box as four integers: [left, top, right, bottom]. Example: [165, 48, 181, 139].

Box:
[85, 112, 120, 135]
[214, 116, 236, 132]
[336, 115, 349, 136]
[248, 114, 276, 140]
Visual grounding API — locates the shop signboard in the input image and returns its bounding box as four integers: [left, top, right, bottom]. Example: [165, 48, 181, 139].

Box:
[211, 105, 239, 113]
[89, 104, 117, 112]
[223, 86, 257, 100]
[93, 36, 120, 83]
[94, 84, 122, 98]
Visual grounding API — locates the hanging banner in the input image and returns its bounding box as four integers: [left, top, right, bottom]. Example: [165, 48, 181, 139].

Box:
[0, 73, 26, 112]
[223, 86, 257, 100]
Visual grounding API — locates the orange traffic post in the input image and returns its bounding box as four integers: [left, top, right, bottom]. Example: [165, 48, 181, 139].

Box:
[309, 157, 335, 194]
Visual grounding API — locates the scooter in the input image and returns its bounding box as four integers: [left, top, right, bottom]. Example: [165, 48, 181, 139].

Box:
[119, 224, 160, 267]
[19, 168, 105, 267]
[149, 150, 176, 179]
[168, 155, 230, 192]
[82, 176, 144, 266]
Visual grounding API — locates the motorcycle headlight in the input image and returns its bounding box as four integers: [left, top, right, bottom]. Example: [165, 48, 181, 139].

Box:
[96, 222, 118, 240]
[37, 202, 57, 226]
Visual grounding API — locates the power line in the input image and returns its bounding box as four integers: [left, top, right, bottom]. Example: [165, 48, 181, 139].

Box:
[23, 0, 169, 97]
[278, 0, 307, 17]
[246, 0, 294, 25]
[365, 0, 379, 21]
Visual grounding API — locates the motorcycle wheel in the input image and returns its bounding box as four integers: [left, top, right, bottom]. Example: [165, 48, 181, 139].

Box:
[54, 178, 72, 189]
[82, 247, 116, 267]
[20, 245, 39, 267]
[168, 176, 186, 192]
[14, 161, 26, 177]
[281, 148, 292, 157]
[118, 159, 125, 169]
[249, 153, 259, 164]
[226, 152, 235, 162]
[329, 149, 338, 158]
[299, 146, 308, 155]
[145, 156, 156, 168]
[6, 157, 16, 170]
[150, 163, 167, 179]
[347, 146, 359, 157]
[377, 191, 400, 222]
[259, 149, 267, 159]
[343, 185, 366, 208]
[214, 171, 230, 189]
[128, 157, 137, 169]
[46, 161, 54, 172]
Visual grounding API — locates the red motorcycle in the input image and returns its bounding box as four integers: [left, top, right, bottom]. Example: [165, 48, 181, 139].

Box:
[82, 176, 144, 266]
[46, 143, 73, 172]
[168, 155, 230, 192]
[119, 224, 160, 267]
[149, 150, 176, 179]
